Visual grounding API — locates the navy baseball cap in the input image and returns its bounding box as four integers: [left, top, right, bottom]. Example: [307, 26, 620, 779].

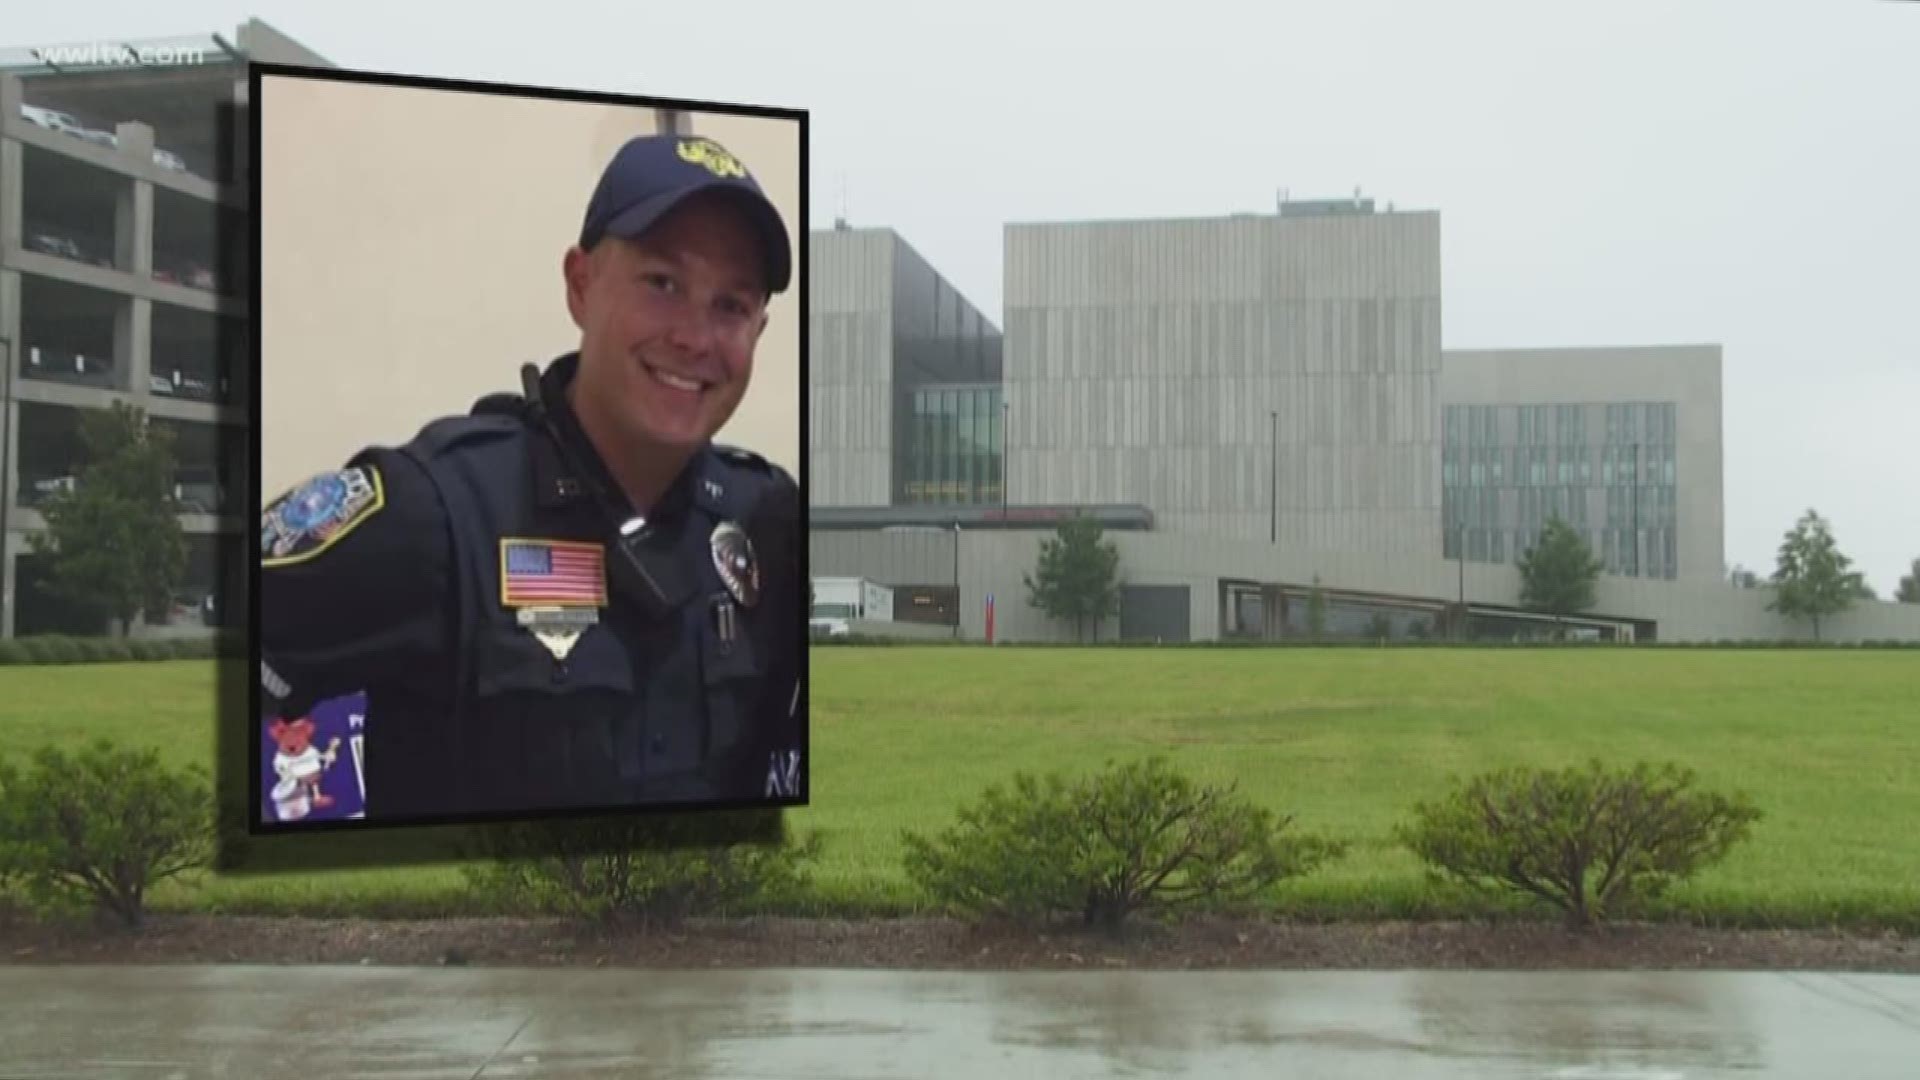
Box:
[579, 134, 793, 295]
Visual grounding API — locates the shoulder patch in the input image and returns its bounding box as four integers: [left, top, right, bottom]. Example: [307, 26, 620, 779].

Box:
[262, 466, 385, 568]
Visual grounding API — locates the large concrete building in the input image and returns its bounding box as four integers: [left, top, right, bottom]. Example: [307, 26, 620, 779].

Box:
[810, 201, 1920, 644]
[0, 20, 327, 638]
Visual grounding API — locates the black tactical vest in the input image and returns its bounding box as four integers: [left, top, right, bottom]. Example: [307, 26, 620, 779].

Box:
[368, 410, 785, 820]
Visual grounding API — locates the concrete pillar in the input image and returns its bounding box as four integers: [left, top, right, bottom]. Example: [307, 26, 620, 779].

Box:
[114, 122, 156, 275]
[113, 296, 150, 397]
[0, 97, 22, 253]
[0, 522, 19, 640]
[2, 274, 19, 635]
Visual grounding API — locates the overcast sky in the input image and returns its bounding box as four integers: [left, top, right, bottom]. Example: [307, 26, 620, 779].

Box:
[13, 0, 1917, 594]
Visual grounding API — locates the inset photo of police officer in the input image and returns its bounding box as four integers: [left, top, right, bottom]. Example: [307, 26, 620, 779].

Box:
[251, 64, 806, 831]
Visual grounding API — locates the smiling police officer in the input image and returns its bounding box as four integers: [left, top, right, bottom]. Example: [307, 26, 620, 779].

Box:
[259, 133, 804, 823]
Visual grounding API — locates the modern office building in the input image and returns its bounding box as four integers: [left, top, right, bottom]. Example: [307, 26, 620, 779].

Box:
[0, 20, 328, 638]
[812, 224, 1005, 510]
[1440, 346, 1724, 585]
[809, 205, 1920, 644]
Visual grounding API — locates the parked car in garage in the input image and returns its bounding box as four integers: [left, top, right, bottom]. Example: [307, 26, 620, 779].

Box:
[26, 229, 112, 269]
[22, 344, 116, 386]
[26, 231, 87, 262]
[25, 475, 78, 505]
[19, 103, 84, 134]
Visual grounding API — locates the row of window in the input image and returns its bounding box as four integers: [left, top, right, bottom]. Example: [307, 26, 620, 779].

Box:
[900, 385, 1004, 506]
[1444, 445, 1677, 487]
[1444, 484, 1680, 534]
[1442, 526, 1680, 580]
[1445, 402, 1679, 447]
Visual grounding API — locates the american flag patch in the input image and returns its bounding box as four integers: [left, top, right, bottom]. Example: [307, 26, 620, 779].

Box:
[499, 539, 607, 608]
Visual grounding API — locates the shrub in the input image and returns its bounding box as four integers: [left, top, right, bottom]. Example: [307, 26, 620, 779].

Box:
[462, 811, 822, 927]
[74, 638, 120, 662]
[1397, 760, 1762, 930]
[170, 636, 216, 661]
[0, 741, 215, 929]
[31, 636, 83, 664]
[902, 756, 1345, 932]
[0, 640, 24, 665]
[128, 639, 169, 661]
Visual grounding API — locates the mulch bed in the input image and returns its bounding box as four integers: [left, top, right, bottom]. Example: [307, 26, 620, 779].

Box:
[3, 915, 1917, 972]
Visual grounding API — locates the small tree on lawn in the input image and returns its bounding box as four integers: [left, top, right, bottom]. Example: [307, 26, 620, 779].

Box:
[1895, 558, 1920, 605]
[1768, 509, 1872, 641]
[1024, 513, 1121, 644]
[1518, 516, 1604, 639]
[27, 402, 186, 637]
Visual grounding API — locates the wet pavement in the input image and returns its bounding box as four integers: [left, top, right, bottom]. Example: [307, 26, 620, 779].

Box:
[1, 966, 1915, 1078]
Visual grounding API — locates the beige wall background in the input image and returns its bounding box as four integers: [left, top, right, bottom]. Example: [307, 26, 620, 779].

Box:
[258, 75, 802, 501]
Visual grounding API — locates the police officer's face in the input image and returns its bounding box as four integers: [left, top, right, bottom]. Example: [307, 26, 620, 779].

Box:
[567, 194, 770, 453]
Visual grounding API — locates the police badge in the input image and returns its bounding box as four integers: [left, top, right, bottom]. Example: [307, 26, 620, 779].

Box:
[710, 522, 760, 608]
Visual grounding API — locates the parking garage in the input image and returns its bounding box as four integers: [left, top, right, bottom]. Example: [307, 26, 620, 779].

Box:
[20, 140, 128, 273]
[15, 56, 236, 185]
[16, 276, 124, 392]
[155, 416, 244, 517]
[153, 186, 231, 294]
[151, 302, 238, 405]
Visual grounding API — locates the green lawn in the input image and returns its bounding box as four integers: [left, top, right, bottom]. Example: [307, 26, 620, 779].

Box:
[4, 648, 1919, 926]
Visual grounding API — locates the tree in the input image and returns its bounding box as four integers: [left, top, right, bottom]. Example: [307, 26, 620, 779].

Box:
[1768, 509, 1871, 641]
[1023, 513, 1121, 643]
[1895, 559, 1920, 605]
[1517, 516, 1604, 638]
[1365, 611, 1393, 643]
[26, 403, 186, 637]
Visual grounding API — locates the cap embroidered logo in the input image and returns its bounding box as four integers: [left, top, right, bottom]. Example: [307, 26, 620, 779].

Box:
[676, 138, 747, 180]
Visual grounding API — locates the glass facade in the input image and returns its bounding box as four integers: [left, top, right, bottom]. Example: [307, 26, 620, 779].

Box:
[889, 242, 1005, 506]
[1443, 401, 1680, 580]
[902, 383, 1004, 506]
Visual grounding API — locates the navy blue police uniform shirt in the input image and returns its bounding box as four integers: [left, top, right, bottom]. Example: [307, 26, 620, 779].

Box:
[259, 353, 804, 822]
